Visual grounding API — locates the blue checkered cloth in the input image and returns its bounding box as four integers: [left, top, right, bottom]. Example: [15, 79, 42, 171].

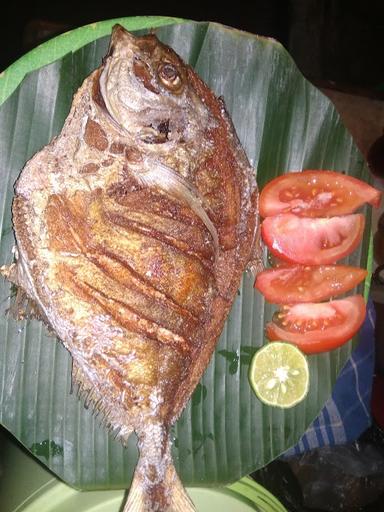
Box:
[283, 298, 375, 456]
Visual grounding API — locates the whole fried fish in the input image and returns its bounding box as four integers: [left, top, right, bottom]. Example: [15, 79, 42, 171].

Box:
[3, 25, 260, 511]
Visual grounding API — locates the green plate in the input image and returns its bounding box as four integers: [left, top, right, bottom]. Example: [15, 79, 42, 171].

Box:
[1, 426, 286, 512]
[13, 478, 286, 512]
[0, 14, 372, 492]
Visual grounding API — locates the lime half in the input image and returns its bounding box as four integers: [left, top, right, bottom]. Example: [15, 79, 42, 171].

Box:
[249, 342, 309, 408]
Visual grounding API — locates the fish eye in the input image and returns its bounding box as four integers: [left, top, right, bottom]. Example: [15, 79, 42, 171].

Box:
[157, 62, 182, 91]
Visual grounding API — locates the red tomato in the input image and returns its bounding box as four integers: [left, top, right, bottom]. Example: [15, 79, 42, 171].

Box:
[260, 170, 381, 218]
[261, 213, 365, 264]
[266, 295, 366, 354]
[254, 265, 367, 303]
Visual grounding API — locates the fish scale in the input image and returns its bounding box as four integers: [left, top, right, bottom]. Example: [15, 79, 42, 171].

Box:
[2, 25, 261, 511]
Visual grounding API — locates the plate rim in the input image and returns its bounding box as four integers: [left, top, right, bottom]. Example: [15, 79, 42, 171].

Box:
[0, 16, 185, 106]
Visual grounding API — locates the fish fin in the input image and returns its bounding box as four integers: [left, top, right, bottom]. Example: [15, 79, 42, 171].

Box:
[166, 467, 197, 512]
[0, 262, 18, 284]
[9, 286, 44, 322]
[123, 425, 196, 512]
[1, 263, 47, 322]
[71, 362, 134, 443]
[138, 158, 219, 253]
[122, 472, 146, 511]
[123, 461, 196, 512]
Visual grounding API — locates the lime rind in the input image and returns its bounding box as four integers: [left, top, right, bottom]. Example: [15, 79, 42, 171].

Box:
[249, 342, 309, 408]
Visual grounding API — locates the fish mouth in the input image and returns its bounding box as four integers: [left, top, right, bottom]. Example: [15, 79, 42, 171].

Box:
[109, 25, 159, 55]
[108, 24, 138, 53]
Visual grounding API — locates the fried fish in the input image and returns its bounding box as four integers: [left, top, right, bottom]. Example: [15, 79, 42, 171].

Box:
[3, 25, 260, 511]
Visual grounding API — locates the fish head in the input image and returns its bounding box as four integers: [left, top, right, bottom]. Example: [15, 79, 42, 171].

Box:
[99, 24, 212, 145]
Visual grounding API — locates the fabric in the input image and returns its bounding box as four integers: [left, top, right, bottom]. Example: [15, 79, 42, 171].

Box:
[283, 298, 376, 457]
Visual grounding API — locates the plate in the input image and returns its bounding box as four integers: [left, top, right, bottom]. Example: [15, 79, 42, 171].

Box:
[0, 15, 370, 491]
[13, 478, 286, 512]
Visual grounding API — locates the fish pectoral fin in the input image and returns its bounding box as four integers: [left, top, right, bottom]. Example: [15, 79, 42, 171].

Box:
[123, 426, 196, 512]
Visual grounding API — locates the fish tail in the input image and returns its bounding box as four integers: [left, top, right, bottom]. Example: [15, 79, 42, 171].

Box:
[123, 461, 196, 512]
[123, 425, 196, 512]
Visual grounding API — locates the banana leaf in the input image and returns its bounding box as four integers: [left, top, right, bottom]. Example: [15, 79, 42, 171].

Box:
[0, 17, 372, 490]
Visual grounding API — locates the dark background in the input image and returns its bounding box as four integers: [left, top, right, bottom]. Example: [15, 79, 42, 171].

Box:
[1, 0, 384, 96]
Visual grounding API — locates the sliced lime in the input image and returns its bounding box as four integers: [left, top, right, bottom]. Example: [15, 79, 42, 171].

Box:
[249, 342, 309, 408]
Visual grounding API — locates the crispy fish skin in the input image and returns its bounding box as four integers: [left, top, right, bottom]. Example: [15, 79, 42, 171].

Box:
[6, 25, 261, 511]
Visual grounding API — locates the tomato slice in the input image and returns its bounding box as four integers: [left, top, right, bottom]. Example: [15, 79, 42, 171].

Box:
[266, 295, 366, 354]
[260, 170, 382, 218]
[255, 265, 367, 303]
[261, 213, 365, 264]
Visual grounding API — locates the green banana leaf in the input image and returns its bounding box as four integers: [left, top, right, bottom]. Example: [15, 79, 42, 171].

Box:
[0, 17, 372, 490]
